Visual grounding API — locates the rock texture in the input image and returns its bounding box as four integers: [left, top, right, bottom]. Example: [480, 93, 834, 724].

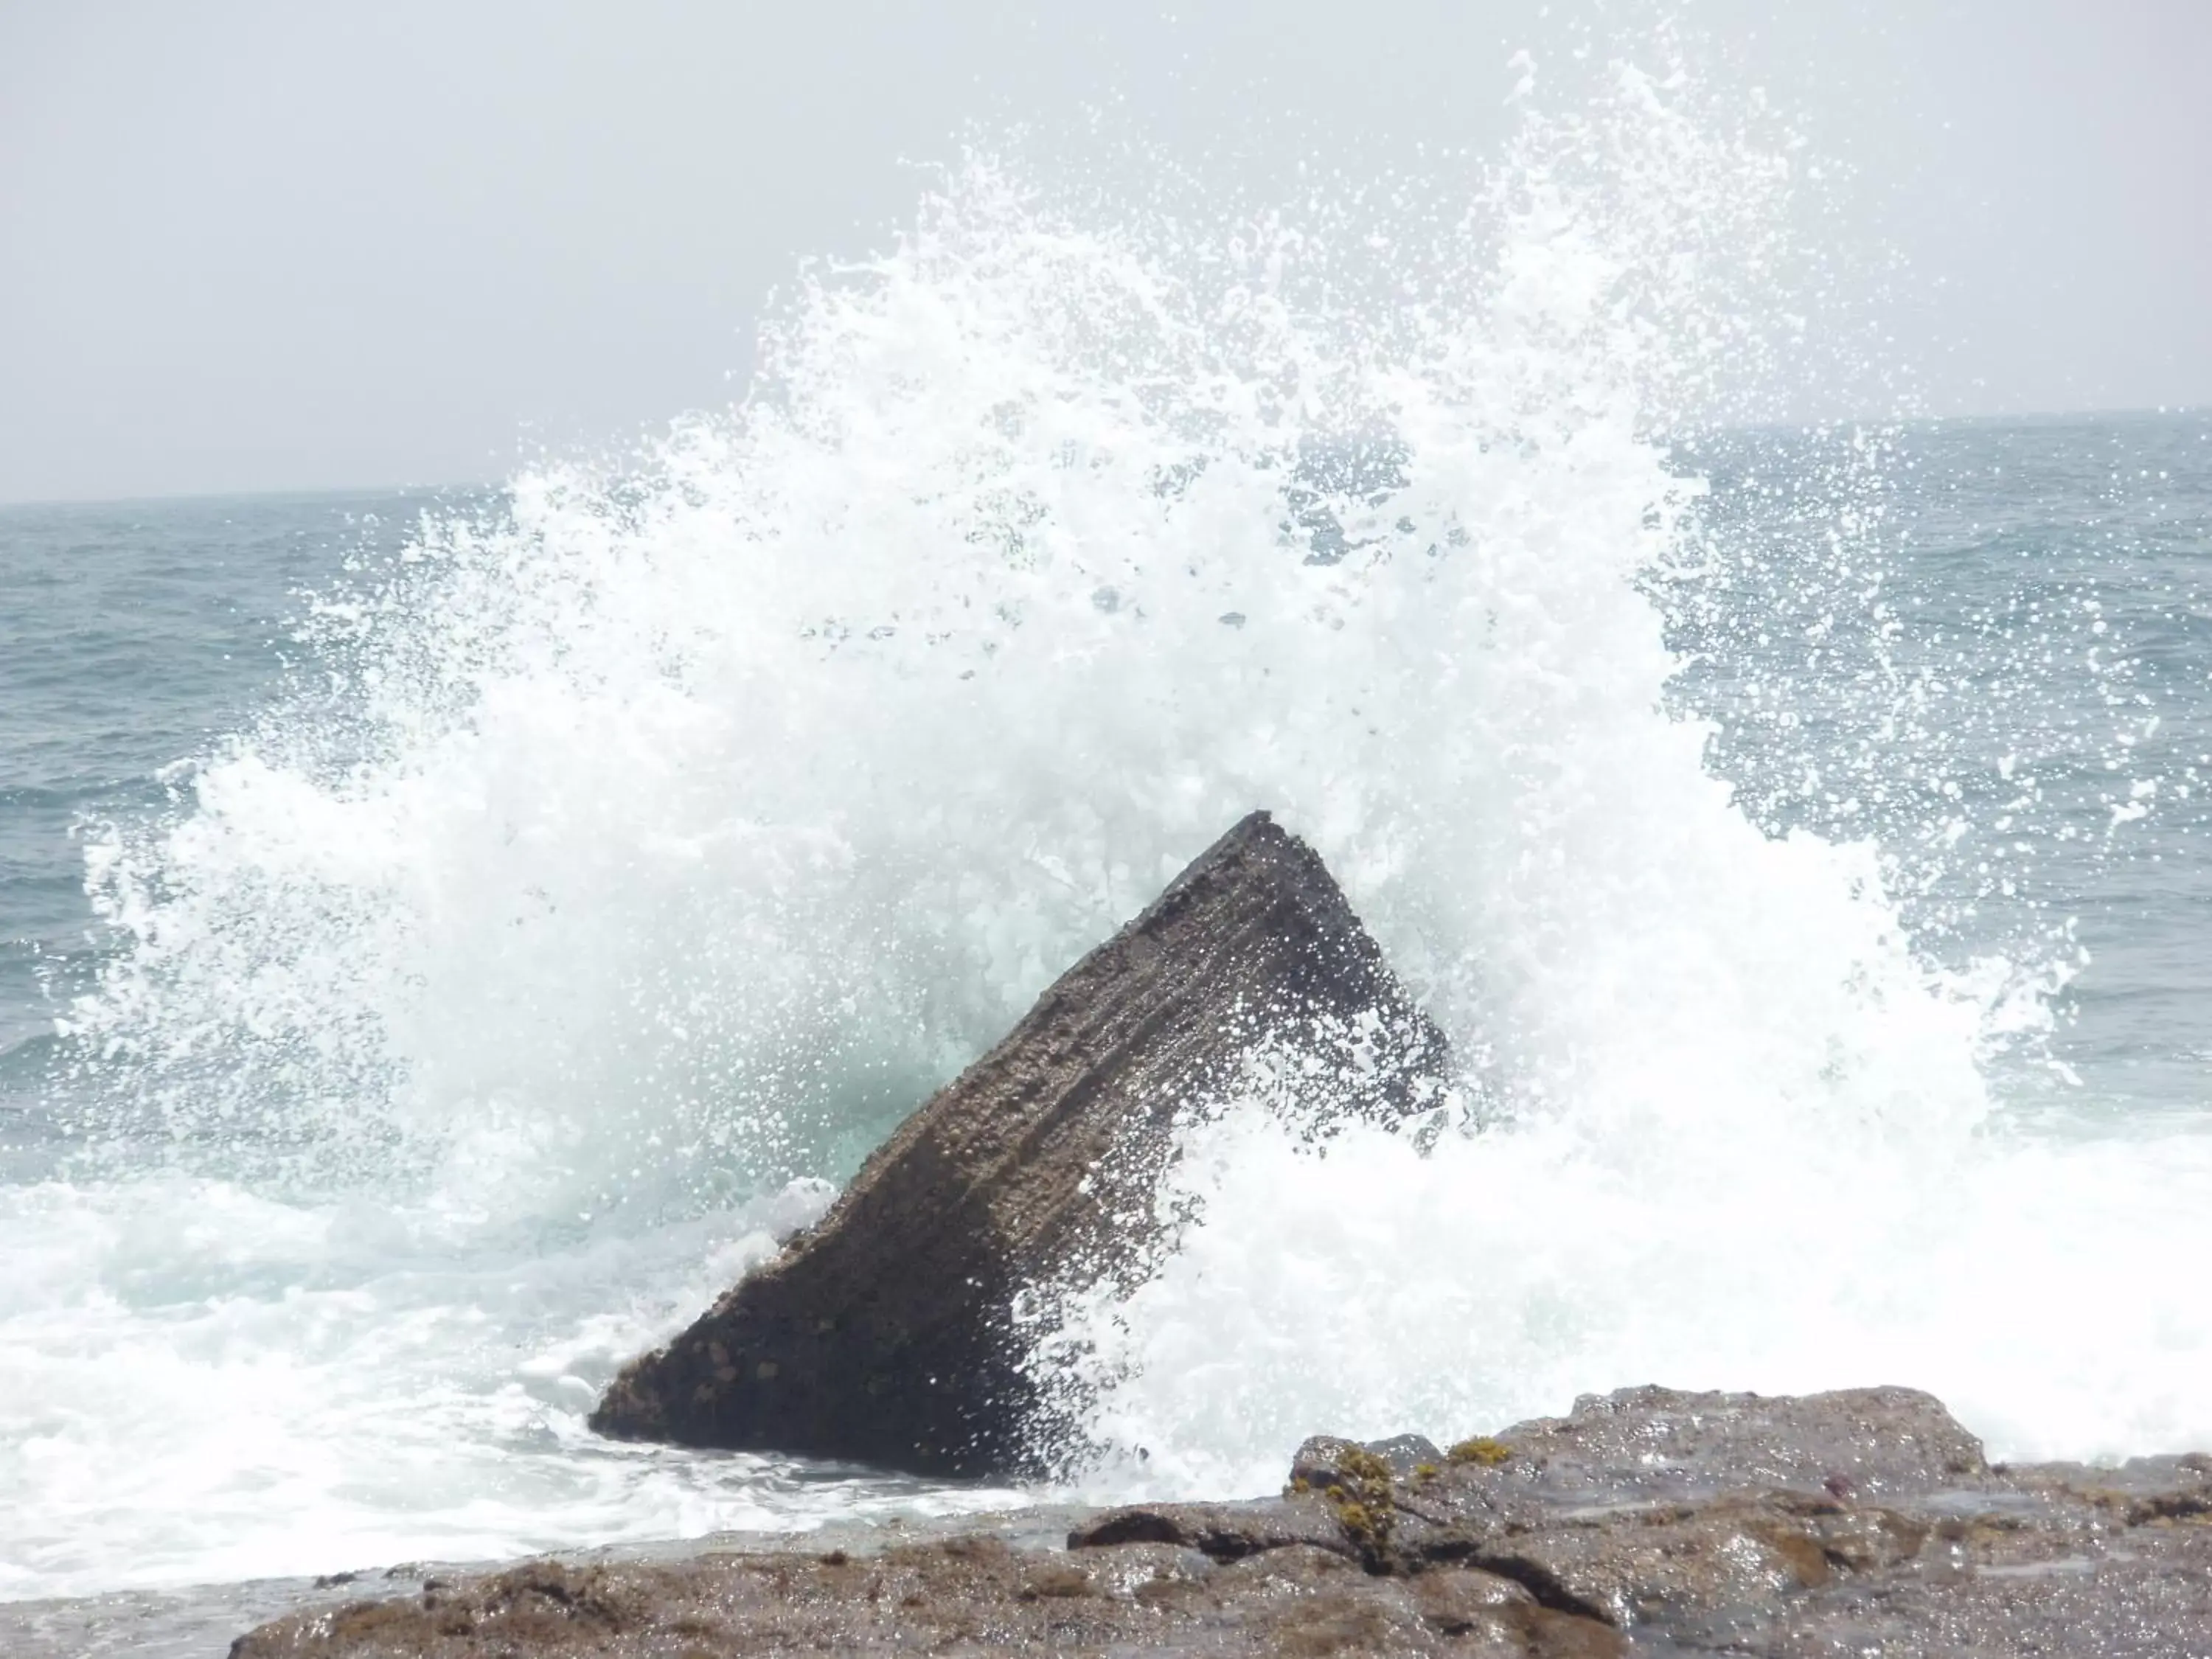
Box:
[233, 1386, 2212, 1658]
[591, 812, 1450, 1476]
[229, 1540, 1625, 1658]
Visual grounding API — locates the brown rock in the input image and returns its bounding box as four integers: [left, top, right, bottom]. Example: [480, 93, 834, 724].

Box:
[228, 1537, 1621, 1658]
[1066, 1496, 1353, 1561]
[1440, 1384, 1991, 1506]
[223, 1387, 2212, 1658]
[590, 811, 1450, 1476]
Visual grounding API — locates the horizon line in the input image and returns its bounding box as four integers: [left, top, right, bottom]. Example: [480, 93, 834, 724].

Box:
[2, 403, 2207, 512]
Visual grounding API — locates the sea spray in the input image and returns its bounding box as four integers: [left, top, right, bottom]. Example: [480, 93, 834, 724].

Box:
[4, 49, 2206, 1601]
[64, 60, 1834, 1217]
[1034, 72, 2212, 1494]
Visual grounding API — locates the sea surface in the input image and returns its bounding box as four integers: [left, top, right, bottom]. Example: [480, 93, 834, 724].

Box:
[4, 102, 2211, 1604]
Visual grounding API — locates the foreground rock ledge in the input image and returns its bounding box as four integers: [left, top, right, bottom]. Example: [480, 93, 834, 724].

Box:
[591, 810, 1450, 1477]
[236, 1385, 2212, 1658]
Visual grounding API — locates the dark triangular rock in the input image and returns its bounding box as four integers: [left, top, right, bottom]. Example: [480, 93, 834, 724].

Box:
[589, 811, 1451, 1476]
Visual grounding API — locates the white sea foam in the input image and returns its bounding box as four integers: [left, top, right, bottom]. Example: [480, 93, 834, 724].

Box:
[1057, 1082, 2212, 1503]
[6, 49, 2208, 1600]
[0, 1172, 1027, 1600]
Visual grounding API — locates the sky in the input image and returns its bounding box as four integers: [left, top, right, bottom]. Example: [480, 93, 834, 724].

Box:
[1, 0, 2206, 504]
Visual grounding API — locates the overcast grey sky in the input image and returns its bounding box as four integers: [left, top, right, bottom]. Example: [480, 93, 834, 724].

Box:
[1, 0, 2206, 503]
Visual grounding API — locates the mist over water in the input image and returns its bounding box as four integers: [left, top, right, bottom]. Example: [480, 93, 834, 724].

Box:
[4, 50, 2211, 1599]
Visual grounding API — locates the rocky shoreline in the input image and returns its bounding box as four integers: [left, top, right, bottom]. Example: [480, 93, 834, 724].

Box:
[210, 1384, 2211, 1657]
[42, 818, 2199, 1654]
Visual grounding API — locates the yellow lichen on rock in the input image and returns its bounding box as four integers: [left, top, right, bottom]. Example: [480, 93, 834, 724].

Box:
[1445, 1436, 1514, 1467]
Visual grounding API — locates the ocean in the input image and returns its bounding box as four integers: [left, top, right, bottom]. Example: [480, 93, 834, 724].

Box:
[3, 103, 2210, 1605]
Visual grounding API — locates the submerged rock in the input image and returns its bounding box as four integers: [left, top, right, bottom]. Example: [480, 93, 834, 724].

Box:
[590, 811, 1450, 1476]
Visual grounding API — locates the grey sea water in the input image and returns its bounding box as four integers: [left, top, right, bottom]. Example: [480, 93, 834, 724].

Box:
[0, 494, 438, 1060]
[1, 409, 2209, 1605]
[1679, 412, 2212, 1124]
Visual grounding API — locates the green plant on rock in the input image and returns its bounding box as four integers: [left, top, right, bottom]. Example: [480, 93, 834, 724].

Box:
[1324, 1447, 1398, 1570]
[1445, 1436, 1514, 1467]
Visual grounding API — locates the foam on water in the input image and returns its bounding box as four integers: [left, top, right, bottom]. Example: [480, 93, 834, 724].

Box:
[7, 51, 2210, 1598]
[0, 1172, 1032, 1599]
[1060, 1077, 2212, 1502]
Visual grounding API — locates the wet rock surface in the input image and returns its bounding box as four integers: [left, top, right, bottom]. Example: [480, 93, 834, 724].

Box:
[227, 1541, 1623, 1659]
[233, 1386, 2212, 1657]
[591, 810, 1450, 1477]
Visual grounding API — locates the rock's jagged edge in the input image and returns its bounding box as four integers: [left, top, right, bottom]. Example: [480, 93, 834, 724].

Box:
[234, 1386, 2212, 1658]
[591, 811, 1452, 1477]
